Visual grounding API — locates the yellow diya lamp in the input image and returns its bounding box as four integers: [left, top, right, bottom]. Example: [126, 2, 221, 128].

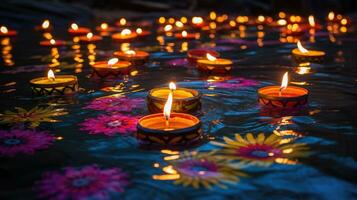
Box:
[258, 72, 309, 108]
[187, 49, 220, 64]
[112, 29, 137, 42]
[147, 82, 201, 114]
[137, 90, 202, 146]
[91, 58, 132, 78]
[114, 49, 149, 66]
[95, 22, 116, 32]
[35, 19, 53, 31]
[78, 32, 103, 43]
[68, 23, 90, 36]
[196, 53, 233, 74]
[292, 40, 325, 63]
[40, 39, 66, 47]
[174, 30, 198, 40]
[0, 26, 17, 37]
[30, 69, 78, 95]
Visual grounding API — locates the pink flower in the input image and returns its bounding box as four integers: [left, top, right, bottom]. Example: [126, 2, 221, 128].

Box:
[79, 114, 139, 136]
[0, 129, 54, 157]
[33, 165, 128, 200]
[84, 97, 144, 113]
[209, 77, 258, 89]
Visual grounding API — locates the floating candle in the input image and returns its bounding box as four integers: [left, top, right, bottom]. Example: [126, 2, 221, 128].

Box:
[96, 22, 116, 32]
[91, 58, 132, 78]
[292, 40, 325, 63]
[174, 30, 198, 40]
[137, 91, 202, 146]
[135, 28, 151, 37]
[36, 19, 52, 31]
[79, 32, 102, 43]
[196, 53, 233, 74]
[191, 17, 205, 28]
[187, 49, 220, 63]
[147, 82, 201, 114]
[0, 26, 17, 37]
[68, 23, 90, 36]
[114, 50, 149, 66]
[40, 39, 66, 47]
[258, 72, 309, 108]
[112, 29, 137, 42]
[30, 69, 78, 95]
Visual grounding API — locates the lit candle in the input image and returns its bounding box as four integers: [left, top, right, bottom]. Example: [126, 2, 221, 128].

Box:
[68, 23, 90, 36]
[196, 53, 233, 74]
[40, 38, 66, 47]
[147, 82, 201, 114]
[35, 19, 52, 31]
[0, 26, 17, 37]
[114, 49, 149, 66]
[135, 28, 151, 37]
[137, 90, 202, 146]
[30, 69, 78, 95]
[78, 32, 102, 43]
[174, 30, 198, 40]
[291, 40, 325, 63]
[191, 16, 205, 28]
[187, 49, 220, 63]
[96, 22, 116, 32]
[91, 58, 132, 78]
[257, 72, 309, 108]
[112, 29, 137, 42]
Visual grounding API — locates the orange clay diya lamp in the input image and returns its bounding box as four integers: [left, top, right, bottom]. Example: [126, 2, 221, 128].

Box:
[68, 23, 90, 36]
[196, 53, 233, 74]
[114, 49, 149, 66]
[95, 22, 116, 32]
[35, 19, 53, 31]
[292, 41, 325, 63]
[40, 39, 66, 47]
[187, 49, 220, 64]
[174, 30, 198, 40]
[0, 26, 17, 37]
[30, 69, 78, 95]
[137, 89, 202, 146]
[91, 58, 132, 78]
[147, 82, 201, 114]
[112, 29, 137, 42]
[258, 72, 309, 108]
[78, 32, 102, 43]
[135, 28, 151, 37]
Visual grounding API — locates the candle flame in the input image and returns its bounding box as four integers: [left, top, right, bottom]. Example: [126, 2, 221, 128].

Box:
[125, 50, 136, 55]
[328, 12, 335, 21]
[42, 20, 50, 29]
[297, 41, 309, 53]
[107, 58, 119, 66]
[100, 23, 108, 30]
[50, 39, 56, 45]
[164, 25, 172, 32]
[71, 23, 78, 30]
[47, 69, 55, 81]
[182, 30, 187, 37]
[277, 19, 287, 26]
[308, 15, 315, 27]
[206, 53, 217, 61]
[119, 18, 126, 26]
[121, 29, 131, 36]
[257, 15, 265, 22]
[169, 82, 176, 91]
[136, 28, 142, 34]
[163, 92, 173, 122]
[280, 72, 288, 92]
[192, 17, 203, 24]
[175, 21, 184, 28]
[86, 32, 93, 39]
[0, 26, 8, 34]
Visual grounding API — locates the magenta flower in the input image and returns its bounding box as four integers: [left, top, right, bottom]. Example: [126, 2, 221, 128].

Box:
[79, 114, 139, 136]
[34, 165, 129, 200]
[0, 129, 54, 157]
[208, 77, 258, 89]
[84, 96, 144, 113]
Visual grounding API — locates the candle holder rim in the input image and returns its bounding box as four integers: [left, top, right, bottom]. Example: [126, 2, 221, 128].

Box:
[148, 87, 201, 101]
[258, 85, 309, 101]
[292, 48, 326, 56]
[30, 75, 77, 88]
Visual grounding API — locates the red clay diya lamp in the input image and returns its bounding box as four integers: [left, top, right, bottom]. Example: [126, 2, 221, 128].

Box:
[30, 69, 78, 95]
[292, 40, 325, 63]
[135, 28, 151, 37]
[40, 39, 66, 47]
[174, 30, 198, 40]
[68, 23, 90, 36]
[137, 91, 202, 146]
[114, 49, 149, 66]
[112, 29, 137, 42]
[0, 26, 17, 37]
[196, 53, 233, 74]
[258, 72, 309, 108]
[95, 22, 116, 32]
[147, 82, 201, 114]
[91, 58, 132, 78]
[35, 19, 53, 31]
[79, 32, 102, 43]
[187, 49, 220, 64]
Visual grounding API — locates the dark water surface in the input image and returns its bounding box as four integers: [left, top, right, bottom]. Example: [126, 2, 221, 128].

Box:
[1, 20, 357, 200]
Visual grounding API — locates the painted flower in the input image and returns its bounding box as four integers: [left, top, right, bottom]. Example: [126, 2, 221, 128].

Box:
[34, 165, 128, 200]
[79, 114, 139, 136]
[0, 106, 68, 128]
[153, 152, 246, 189]
[208, 77, 258, 89]
[84, 96, 144, 113]
[212, 133, 309, 166]
[0, 129, 54, 156]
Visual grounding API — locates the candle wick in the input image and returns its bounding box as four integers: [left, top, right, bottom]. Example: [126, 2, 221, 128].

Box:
[279, 88, 283, 96]
[165, 117, 169, 128]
